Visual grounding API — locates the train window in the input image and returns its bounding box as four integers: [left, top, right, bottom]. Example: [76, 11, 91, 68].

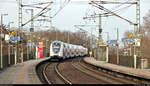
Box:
[52, 42, 61, 53]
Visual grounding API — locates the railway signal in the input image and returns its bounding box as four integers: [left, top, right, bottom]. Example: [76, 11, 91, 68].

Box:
[134, 38, 141, 47]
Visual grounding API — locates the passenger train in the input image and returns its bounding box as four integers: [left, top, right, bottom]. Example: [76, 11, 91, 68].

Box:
[50, 40, 88, 60]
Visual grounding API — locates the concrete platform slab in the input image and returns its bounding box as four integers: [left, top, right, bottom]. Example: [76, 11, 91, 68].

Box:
[0, 57, 49, 84]
[84, 57, 150, 80]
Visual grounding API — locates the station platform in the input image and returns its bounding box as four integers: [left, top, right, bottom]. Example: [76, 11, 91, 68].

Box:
[0, 57, 49, 84]
[83, 57, 150, 80]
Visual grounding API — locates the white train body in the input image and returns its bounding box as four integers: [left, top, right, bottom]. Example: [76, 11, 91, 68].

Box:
[50, 40, 88, 59]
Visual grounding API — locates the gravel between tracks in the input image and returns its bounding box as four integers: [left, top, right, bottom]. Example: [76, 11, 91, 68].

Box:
[45, 63, 65, 84]
[58, 58, 145, 84]
[58, 59, 106, 84]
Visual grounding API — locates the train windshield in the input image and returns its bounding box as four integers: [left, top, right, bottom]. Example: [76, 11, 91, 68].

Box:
[52, 42, 61, 53]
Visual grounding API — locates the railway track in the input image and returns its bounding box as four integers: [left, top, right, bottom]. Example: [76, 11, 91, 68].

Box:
[55, 63, 72, 84]
[43, 63, 51, 84]
[36, 60, 50, 84]
[36, 59, 72, 84]
[58, 58, 108, 84]
[71, 58, 134, 84]
[37, 57, 149, 84]
[58, 57, 148, 84]
[72, 58, 140, 84]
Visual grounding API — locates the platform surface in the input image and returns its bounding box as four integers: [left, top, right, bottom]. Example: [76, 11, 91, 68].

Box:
[0, 58, 49, 84]
[84, 57, 150, 80]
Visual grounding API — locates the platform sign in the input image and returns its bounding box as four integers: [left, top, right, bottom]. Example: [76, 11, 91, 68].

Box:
[10, 36, 20, 43]
[129, 33, 134, 38]
[98, 42, 103, 46]
[5, 34, 10, 41]
[11, 32, 15, 36]
[134, 38, 141, 47]
[122, 38, 134, 43]
[92, 44, 98, 48]
[107, 40, 117, 46]
[39, 42, 43, 48]
[38, 42, 43, 59]
[28, 40, 32, 43]
[27, 43, 38, 47]
[4, 34, 10, 43]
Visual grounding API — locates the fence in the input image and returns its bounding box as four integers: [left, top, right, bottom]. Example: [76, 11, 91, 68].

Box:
[0, 42, 38, 70]
[109, 55, 141, 68]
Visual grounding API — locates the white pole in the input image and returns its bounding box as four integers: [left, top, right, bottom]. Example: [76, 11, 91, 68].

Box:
[8, 41, 11, 66]
[27, 45, 29, 60]
[106, 47, 109, 63]
[8, 24, 10, 65]
[134, 55, 137, 69]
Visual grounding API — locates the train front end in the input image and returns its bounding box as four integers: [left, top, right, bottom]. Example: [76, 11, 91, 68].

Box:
[50, 41, 63, 60]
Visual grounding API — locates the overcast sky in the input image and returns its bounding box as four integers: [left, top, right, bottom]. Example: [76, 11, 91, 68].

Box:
[0, 0, 150, 43]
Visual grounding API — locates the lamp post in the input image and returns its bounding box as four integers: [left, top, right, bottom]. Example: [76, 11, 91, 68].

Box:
[8, 22, 14, 66]
[1, 14, 8, 69]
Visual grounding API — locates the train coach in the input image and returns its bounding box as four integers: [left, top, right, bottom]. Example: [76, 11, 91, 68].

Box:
[50, 40, 88, 60]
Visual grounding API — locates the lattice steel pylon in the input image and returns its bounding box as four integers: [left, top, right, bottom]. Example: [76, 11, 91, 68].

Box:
[136, 0, 140, 37]
[83, 13, 113, 44]
[89, 0, 141, 64]
[18, 0, 23, 64]
[135, 0, 141, 58]
[98, 14, 103, 43]
[18, 0, 22, 32]
[89, 0, 139, 45]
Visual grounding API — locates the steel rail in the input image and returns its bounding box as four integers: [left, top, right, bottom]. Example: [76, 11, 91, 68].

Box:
[71, 58, 138, 84]
[71, 58, 113, 83]
[43, 63, 52, 84]
[55, 63, 72, 84]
